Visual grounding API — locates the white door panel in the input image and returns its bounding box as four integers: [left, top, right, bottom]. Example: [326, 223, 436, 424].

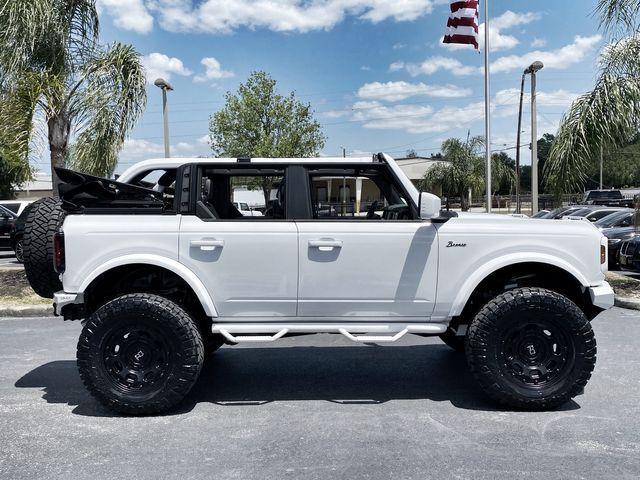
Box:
[179, 216, 298, 317]
[297, 222, 438, 317]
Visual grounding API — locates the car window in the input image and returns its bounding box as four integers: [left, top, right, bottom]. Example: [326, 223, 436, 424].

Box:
[0, 203, 19, 214]
[306, 166, 412, 221]
[197, 167, 285, 220]
[588, 210, 618, 222]
[595, 210, 630, 228]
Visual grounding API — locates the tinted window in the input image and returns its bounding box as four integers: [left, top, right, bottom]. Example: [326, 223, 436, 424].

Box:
[595, 210, 633, 228]
[0, 203, 19, 214]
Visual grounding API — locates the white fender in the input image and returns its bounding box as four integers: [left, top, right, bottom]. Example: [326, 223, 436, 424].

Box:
[449, 253, 590, 317]
[78, 254, 218, 317]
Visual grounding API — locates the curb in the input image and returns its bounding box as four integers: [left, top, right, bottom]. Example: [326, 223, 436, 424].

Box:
[0, 305, 54, 317]
[615, 296, 640, 311]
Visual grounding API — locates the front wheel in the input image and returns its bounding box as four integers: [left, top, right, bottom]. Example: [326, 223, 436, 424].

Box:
[77, 293, 204, 415]
[466, 287, 596, 410]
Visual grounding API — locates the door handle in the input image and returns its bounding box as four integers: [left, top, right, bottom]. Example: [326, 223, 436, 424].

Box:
[309, 239, 343, 251]
[190, 239, 224, 251]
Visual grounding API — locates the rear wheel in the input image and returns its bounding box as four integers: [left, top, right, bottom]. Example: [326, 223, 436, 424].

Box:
[77, 293, 204, 415]
[23, 197, 66, 297]
[466, 287, 596, 410]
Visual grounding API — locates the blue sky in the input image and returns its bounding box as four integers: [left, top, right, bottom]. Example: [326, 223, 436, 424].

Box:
[48, 0, 605, 174]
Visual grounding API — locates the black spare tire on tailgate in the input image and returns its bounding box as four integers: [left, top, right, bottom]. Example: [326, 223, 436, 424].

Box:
[23, 197, 66, 298]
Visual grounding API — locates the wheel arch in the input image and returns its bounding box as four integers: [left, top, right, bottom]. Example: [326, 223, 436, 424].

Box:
[79, 255, 217, 318]
[451, 256, 595, 320]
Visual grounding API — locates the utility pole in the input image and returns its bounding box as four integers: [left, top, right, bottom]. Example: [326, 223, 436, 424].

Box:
[154, 78, 174, 158]
[515, 73, 526, 214]
[525, 61, 544, 215]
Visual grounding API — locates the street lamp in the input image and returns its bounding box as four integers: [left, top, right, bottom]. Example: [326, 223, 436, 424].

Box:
[154, 78, 173, 158]
[525, 61, 543, 215]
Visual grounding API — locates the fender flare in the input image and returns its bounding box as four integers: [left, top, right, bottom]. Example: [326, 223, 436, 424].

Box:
[449, 253, 590, 317]
[78, 254, 218, 317]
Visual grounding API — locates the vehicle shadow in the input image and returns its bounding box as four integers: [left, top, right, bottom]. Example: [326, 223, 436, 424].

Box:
[15, 343, 580, 417]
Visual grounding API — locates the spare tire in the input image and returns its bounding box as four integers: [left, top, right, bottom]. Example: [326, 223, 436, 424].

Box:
[23, 197, 66, 298]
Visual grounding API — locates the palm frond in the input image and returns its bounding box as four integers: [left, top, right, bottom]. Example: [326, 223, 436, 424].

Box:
[595, 0, 640, 36]
[70, 42, 146, 176]
[546, 72, 640, 194]
[0, 72, 47, 166]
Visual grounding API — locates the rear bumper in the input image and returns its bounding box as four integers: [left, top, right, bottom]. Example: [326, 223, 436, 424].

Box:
[53, 291, 83, 316]
[588, 282, 615, 310]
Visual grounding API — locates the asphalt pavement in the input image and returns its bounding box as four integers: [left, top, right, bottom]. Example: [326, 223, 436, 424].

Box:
[0, 308, 639, 480]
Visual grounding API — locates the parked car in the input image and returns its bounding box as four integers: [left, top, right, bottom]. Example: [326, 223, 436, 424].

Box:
[0, 204, 17, 249]
[19, 154, 614, 414]
[582, 190, 634, 208]
[9, 202, 36, 263]
[619, 235, 640, 272]
[555, 206, 595, 219]
[567, 207, 625, 223]
[602, 226, 638, 269]
[0, 200, 32, 216]
[233, 201, 263, 217]
[594, 209, 637, 230]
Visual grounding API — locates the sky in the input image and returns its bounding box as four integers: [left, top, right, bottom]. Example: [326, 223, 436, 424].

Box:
[34, 0, 606, 175]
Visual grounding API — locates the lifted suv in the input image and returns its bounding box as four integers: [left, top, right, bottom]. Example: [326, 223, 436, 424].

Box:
[25, 154, 613, 414]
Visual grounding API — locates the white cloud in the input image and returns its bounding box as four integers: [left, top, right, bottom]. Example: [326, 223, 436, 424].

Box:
[97, 0, 154, 34]
[531, 37, 547, 48]
[360, 65, 372, 71]
[141, 53, 193, 83]
[146, 0, 435, 34]
[491, 35, 602, 74]
[357, 81, 471, 102]
[193, 57, 234, 83]
[393, 56, 478, 76]
[120, 138, 209, 161]
[347, 88, 580, 135]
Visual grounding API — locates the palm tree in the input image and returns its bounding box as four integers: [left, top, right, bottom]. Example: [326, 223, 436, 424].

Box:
[421, 137, 515, 211]
[0, 0, 146, 190]
[546, 1, 640, 194]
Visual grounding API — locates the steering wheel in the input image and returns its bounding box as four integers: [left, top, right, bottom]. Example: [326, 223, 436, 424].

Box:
[366, 201, 380, 219]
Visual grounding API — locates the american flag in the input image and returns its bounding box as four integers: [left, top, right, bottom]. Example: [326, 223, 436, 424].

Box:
[443, 1, 480, 50]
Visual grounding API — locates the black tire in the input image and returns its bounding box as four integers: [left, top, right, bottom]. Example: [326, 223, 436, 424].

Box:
[77, 293, 204, 415]
[466, 287, 596, 411]
[439, 328, 466, 353]
[23, 197, 66, 298]
[14, 237, 24, 263]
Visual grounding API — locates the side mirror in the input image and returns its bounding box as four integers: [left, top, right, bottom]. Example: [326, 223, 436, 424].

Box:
[418, 192, 441, 220]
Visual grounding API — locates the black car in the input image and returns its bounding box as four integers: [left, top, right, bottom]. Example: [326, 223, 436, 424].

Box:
[582, 190, 634, 207]
[9, 202, 35, 263]
[619, 235, 640, 272]
[0, 204, 17, 250]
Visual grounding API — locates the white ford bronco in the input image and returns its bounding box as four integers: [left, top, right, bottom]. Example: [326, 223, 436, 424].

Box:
[22, 154, 614, 414]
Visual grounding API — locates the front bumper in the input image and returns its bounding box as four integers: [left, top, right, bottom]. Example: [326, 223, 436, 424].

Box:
[588, 282, 615, 310]
[53, 291, 83, 316]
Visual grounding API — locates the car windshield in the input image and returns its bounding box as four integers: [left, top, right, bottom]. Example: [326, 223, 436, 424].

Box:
[0, 204, 16, 218]
[569, 208, 593, 217]
[543, 206, 570, 218]
[595, 210, 633, 228]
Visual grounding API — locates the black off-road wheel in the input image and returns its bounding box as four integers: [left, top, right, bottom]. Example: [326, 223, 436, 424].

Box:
[465, 287, 596, 410]
[77, 293, 204, 415]
[23, 197, 66, 298]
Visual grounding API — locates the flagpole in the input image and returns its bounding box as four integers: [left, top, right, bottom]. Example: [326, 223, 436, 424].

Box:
[484, 0, 492, 213]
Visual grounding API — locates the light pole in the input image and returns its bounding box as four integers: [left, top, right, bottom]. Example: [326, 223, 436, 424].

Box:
[154, 78, 173, 158]
[525, 61, 543, 215]
[515, 72, 526, 214]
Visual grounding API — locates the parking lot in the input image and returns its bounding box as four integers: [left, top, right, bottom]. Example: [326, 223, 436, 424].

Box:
[0, 308, 638, 479]
[0, 250, 20, 269]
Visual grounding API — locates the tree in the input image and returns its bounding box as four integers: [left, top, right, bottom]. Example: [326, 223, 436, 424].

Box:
[0, 0, 146, 189]
[405, 149, 418, 158]
[209, 71, 326, 205]
[545, 1, 640, 194]
[421, 137, 514, 211]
